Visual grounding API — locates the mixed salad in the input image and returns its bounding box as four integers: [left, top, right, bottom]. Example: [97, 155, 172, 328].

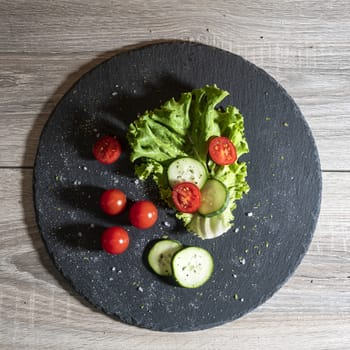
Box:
[91, 85, 249, 288]
[127, 85, 249, 239]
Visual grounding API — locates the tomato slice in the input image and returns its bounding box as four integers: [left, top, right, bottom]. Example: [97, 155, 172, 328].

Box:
[100, 189, 127, 215]
[208, 136, 237, 165]
[172, 182, 201, 213]
[101, 226, 129, 254]
[129, 200, 158, 229]
[93, 135, 121, 164]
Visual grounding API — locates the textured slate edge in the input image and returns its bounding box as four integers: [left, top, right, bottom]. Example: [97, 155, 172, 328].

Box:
[32, 40, 323, 332]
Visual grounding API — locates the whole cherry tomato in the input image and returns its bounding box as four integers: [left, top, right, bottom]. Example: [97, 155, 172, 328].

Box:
[100, 189, 127, 215]
[129, 200, 158, 229]
[101, 226, 129, 254]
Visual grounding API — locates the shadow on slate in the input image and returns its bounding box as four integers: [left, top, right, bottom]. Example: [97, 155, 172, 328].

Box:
[54, 224, 104, 252]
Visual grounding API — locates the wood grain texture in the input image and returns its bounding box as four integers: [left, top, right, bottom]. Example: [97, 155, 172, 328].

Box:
[0, 0, 349, 169]
[0, 0, 349, 348]
[0, 170, 349, 349]
[1, 52, 349, 169]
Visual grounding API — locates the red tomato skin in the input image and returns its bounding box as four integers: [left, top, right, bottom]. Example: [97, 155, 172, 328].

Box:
[93, 136, 121, 164]
[208, 136, 237, 166]
[171, 182, 201, 213]
[129, 200, 158, 229]
[101, 226, 129, 254]
[100, 189, 127, 215]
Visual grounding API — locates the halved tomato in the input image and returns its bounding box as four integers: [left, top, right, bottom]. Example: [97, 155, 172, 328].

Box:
[208, 136, 237, 165]
[93, 135, 121, 164]
[171, 182, 201, 213]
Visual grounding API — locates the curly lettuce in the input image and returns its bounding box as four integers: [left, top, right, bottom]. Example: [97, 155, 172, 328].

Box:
[127, 85, 249, 239]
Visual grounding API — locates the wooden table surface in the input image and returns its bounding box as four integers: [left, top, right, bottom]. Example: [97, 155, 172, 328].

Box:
[1, 1, 349, 349]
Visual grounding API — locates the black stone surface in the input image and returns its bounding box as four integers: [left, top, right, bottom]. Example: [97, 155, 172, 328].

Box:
[33, 41, 322, 332]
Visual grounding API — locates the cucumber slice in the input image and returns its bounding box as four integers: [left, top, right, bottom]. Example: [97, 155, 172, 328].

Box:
[167, 157, 207, 189]
[172, 246, 214, 288]
[148, 239, 183, 276]
[198, 179, 229, 217]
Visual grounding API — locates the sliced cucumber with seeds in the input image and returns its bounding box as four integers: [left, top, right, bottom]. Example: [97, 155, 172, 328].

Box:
[167, 157, 207, 189]
[148, 239, 183, 276]
[172, 246, 214, 288]
[198, 178, 229, 217]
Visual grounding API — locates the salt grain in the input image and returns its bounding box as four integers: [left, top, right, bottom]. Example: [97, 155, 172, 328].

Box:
[239, 257, 246, 265]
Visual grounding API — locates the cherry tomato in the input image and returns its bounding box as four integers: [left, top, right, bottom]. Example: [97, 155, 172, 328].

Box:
[129, 200, 158, 229]
[100, 189, 127, 215]
[171, 182, 201, 213]
[101, 226, 129, 254]
[93, 135, 121, 164]
[208, 136, 237, 165]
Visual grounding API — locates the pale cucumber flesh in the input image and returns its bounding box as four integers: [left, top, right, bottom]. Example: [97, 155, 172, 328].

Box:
[148, 240, 183, 276]
[172, 246, 214, 288]
[167, 157, 207, 189]
[198, 178, 228, 216]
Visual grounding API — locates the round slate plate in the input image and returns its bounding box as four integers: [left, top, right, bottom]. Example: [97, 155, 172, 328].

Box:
[33, 41, 322, 332]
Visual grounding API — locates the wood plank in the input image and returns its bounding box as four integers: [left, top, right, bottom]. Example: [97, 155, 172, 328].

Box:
[0, 168, 349, 349]
[1, 0, 350, 53]
[0, 49, 349, 169]
[0, 0, 350, 169]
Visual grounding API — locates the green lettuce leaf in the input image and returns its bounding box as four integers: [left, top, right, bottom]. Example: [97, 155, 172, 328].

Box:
[127, 85, 249, 239]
